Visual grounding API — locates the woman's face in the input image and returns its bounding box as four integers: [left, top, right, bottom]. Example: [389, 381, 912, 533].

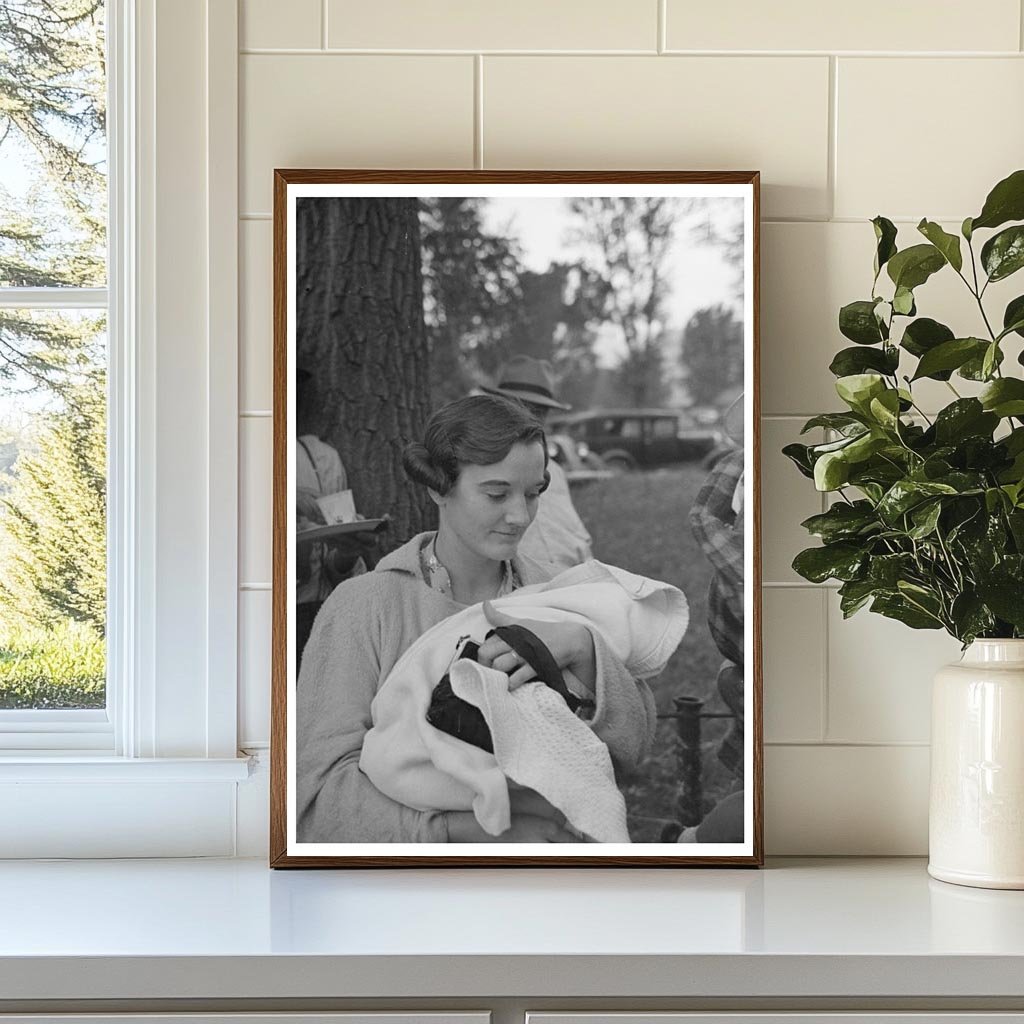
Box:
[435, 441, 547, 562]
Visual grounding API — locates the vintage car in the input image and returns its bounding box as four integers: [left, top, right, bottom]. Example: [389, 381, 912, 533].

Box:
[549, 408, 728, 473]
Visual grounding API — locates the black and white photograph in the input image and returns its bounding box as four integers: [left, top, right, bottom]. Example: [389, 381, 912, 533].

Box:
[272, 171, 762, 866]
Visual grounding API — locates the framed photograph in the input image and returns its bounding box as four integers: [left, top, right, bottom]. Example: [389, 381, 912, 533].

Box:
[271, 170, 762, 867]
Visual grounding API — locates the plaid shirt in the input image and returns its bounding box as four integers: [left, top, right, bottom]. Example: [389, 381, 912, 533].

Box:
[689, 449, 745, 669]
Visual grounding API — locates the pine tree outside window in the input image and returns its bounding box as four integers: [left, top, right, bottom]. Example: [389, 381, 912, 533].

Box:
[0, 1, 110, 739]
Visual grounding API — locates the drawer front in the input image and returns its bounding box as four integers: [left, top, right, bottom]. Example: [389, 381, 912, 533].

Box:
[528, 1016, 1024, 1024]
[0, 1016, 490, 1024]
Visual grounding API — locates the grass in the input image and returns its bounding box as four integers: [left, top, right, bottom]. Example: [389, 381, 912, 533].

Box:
[571, 465, 742, 842]
[0, 619, 105, 709]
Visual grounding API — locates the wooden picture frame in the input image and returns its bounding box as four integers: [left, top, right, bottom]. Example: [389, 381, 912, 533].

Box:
[271, 170, 762, 867]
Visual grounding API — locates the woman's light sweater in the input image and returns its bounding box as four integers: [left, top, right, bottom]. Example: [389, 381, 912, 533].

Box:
[296, 531, 657, 844]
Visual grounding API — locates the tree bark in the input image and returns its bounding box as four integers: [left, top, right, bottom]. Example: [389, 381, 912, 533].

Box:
[296, 197, 434, 551]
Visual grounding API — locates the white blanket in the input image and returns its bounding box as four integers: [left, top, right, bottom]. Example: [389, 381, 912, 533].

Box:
[359, 560, 688, 841]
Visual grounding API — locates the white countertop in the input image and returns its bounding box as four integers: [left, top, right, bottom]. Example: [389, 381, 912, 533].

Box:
[2, 857, 1024, 1001]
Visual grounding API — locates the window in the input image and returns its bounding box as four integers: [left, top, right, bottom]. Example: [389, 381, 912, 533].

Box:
[651, 417, 678, 439]
[619, 418, 642, 439]
[0, 2, 109, 732]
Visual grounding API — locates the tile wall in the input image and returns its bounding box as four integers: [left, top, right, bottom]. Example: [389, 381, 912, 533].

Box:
[236, 0, 1024, 853]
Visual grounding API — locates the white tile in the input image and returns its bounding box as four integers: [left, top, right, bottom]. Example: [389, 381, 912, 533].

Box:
[765, 744, 929, 854]
[239, 589, 272, 747]
[762, 588, 824, 743]
[240, 416, 273, 587]
[762, 221, 1024, 415]
[240, 219, 273, 411]
[760, 417, 823, 584]
[328, 0, 657, 51]
[483, 56, 830, 220]
[241, 0, 321, 50]
[667, 0, 1020, 52]
[836, 58, 1024, 221]
[240, 55, 474, 214]
[827, 598, 962, 744]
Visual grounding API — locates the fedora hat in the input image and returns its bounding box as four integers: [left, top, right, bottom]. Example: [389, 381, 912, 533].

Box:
[481, 355, 571, 411]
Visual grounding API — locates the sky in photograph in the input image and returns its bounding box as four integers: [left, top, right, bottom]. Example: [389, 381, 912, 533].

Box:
[482, 196, 743, 367]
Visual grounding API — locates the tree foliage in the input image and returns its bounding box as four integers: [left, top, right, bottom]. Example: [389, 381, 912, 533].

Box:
[785, 170, 1024, 643]
[0, 0, 107, 668]
[0, 0, 106, 396]
[0, 374, 106, 633]
[419, 198, 523, 404]
[681, 305, 744, 408]
[568, 197, 676, 407]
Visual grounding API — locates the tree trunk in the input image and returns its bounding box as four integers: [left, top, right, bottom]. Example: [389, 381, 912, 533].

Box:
[296, 197, 434, 551]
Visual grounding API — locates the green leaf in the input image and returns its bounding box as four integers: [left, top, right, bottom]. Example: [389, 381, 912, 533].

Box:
[917, 219, 963, 272]
[814, 450, 851, 491]
[868, 553, 915, 587]
[911, 337, 988, 381]
[962, 216, 974, 241]
[792, 543, 866, 584]
[872, 216, 898, 277]
[800, 413, 865, 435]
[976, 578, 1024, 629]
[959, 344, 1004, 381]
[877, 479, 958, 524]
[800, 501, 879, 543]
[782, 442, 815, 479]
[839, 300, 886, 345]
[892, 286, 916, 316]
[838, 579, 880, 618]
[950, 592, 995, 644]
[971, 168, 1024, 232]
[829, 345, 899, 378]
[979, 378, 1024, 418]
[887, 243, 946, 290]
[981, 225, 1024, 282]
[835, 373, 886, 413]
[982, 341, 1000, 380]
[1003, 295, 1024, 339]
[871, 594, 944, 630]
[934, 399, 999, 445]
[900, 317, 955, 362]
[908, 500, 943, 539]
[868, 389, 902, 430]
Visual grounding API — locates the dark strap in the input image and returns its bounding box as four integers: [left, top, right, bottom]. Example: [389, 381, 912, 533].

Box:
[488, 623, 591, 713]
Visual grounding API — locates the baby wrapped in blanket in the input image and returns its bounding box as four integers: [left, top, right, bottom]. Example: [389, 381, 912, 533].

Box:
[359, 559, 688, 843]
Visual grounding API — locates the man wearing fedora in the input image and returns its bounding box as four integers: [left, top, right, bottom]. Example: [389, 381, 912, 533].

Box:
[482, 355, 593, 574]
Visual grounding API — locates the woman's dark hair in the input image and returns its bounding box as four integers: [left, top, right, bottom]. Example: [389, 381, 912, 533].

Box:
[403, 394, 549, 495]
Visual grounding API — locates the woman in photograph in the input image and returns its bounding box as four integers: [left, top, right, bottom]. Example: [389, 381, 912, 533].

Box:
[296, 393, 657, 844]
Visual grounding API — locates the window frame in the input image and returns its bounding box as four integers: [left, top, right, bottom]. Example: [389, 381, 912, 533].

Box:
[0, 0, 247, 856]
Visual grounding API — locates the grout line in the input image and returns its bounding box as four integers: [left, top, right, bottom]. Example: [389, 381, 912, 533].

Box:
[820, 587, 830, 743]
[1021, 0, 1024, 52]
[766, 740, 931, 748]
[240, 410, 272, 418]
[240, 213, 271, 221]
[827, 56, 837, 221]
[762, 580, 839, 589]
[237, 47, 1024, 57]
[240, 583, 272, 591]
[321, 0, 328, 49]
[474, 55, 484, 169]
[657, 0, 666, 54]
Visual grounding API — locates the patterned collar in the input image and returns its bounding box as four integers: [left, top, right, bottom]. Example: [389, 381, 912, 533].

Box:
[419, 535, 520, 599]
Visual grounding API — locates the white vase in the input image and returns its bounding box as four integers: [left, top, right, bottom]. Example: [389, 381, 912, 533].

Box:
[929, 639, 1024, 889]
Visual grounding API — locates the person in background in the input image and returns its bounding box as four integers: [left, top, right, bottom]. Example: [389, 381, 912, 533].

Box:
[482, 356, 593, 575]
[679, 394, 746, 844]
[295, 367, 379, 662]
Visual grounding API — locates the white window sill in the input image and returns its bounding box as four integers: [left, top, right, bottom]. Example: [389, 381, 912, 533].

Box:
[0, 754, 252, 782]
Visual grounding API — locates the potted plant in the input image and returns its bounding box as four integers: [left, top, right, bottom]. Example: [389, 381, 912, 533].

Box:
[785, 169, 1024, 889]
